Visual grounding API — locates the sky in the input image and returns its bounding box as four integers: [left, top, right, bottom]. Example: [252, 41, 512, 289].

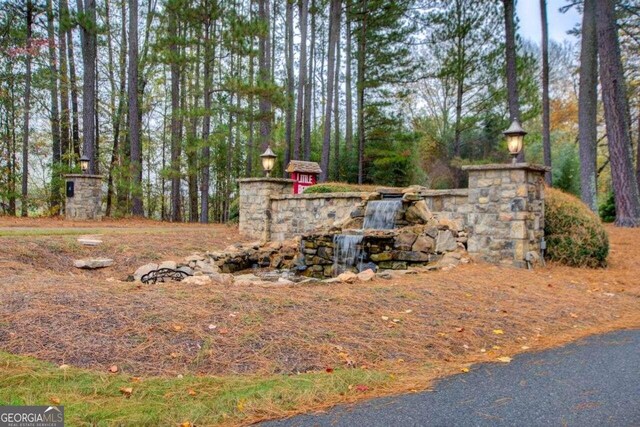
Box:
[517, 0, 581, 44]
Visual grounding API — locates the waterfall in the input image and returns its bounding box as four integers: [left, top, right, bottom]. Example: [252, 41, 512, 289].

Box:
[363, 200, 402, 230]
[333, 234, 364, 274]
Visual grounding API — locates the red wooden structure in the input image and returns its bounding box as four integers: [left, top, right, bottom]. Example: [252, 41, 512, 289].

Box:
[286, 160, 322, 194]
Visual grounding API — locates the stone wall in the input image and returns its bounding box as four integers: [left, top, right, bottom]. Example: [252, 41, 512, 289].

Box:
[238, 178, 295, 240]
[65, 174, 103, 220]
[462, 164, 547, 267]
[270, 193, 369, 241]
[238, 163, 549, 268]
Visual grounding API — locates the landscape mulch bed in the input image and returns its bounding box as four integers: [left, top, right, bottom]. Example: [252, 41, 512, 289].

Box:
[0, 221, 638, 384]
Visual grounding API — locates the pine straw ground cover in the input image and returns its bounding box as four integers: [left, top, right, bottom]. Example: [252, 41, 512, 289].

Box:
[0, 219, 639, 426]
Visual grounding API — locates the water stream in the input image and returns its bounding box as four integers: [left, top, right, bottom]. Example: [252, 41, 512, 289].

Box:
[332, 200, 402, 274]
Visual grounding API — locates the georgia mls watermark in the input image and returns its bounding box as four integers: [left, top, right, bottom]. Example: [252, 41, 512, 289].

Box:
[0, 406, 64, 427]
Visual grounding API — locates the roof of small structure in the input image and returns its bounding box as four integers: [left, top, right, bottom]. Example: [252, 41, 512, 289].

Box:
[286, 160, 322, 174]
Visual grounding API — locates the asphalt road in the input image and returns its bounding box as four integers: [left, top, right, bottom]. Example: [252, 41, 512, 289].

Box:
[261, 329, 640, 427]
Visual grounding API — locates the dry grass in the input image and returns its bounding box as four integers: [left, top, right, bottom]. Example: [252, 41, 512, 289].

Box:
[0, 219, 639, 424]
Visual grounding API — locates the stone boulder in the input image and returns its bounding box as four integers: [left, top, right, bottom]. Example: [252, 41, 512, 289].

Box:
[435, 230, 457, 253]
[405, 200, 434, 224]
[357, 269, 376, 282]
[74, 258, 114, 269]
[159, 260, 178, 270]
[182, 275, 212, 285]
[337, 271, 358, 283]
[134, 263, 159, 281]
[394, 232, 418, 251]
[412, 235, 434, 253]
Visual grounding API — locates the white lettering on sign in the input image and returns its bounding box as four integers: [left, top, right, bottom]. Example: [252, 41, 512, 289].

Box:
[298, 174, 313, 184]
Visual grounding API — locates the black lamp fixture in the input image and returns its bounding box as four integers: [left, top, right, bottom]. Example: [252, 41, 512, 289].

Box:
[79, 154, 90, 174]
[260, 146, 277, 177]
[503, 120, 527, 164]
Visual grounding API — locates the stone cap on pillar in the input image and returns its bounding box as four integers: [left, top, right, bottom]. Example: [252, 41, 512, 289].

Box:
[64, 174, 104, 180]
[237, 177, 296, 184]
[461, 163, 551, 173]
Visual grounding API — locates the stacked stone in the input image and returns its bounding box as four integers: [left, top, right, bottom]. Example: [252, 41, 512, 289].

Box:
[65, 174, 103, 220]
[463, 164, 547, 267]
[237, 178, 295, 241]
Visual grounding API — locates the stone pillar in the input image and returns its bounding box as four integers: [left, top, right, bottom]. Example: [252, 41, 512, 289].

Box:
[462, 163, 549, 268]
[64, 174, 103, 220]
[238, 178, 295, 241]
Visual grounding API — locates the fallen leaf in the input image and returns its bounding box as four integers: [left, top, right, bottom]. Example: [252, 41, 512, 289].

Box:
[480, 348, 486, 353]
[170, 352, 179, 359]
[392, 319, 401, 323]
[348, 384, 353, 390]
[461, 367, 470, 373]
[493, 329, 504, 335]
[172, 325, 183, 332]
[521, 346, 530, 350]
[59, 364, 70, 370]
[180, 422, 192, 427]
[236, 400, 245, 411]
[50, 397, 61, 405]
[456, 327, 464, 332]
[437, 332, 447, 337]
[131, 377, 142, 383]
[405, 309, 413, 314]
[492, 345, 501, 350]
[325, 367, 334, 373]
[219, 328, 229, 335]
[208, 324, 217, 330]
[355, 385, 370, 392]
[119, 387, 133, 397]
[187, 389, 197, 396]
[381, 316, 389, 321]
[108, 365, 118, 373]
[569, 313, 578, 318]
[497, 356, 512, 363]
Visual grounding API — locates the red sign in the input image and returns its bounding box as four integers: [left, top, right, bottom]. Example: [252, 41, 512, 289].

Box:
[291, 172, 317, 194]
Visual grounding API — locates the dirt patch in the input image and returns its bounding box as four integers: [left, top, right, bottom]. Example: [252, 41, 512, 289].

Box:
[0, 223, 638, 381]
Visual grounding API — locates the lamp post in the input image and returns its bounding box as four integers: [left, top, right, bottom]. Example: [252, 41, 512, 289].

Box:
[503, 120, 527, 164]
[260, 146, 276, 177]
[79, 154, 90, 174]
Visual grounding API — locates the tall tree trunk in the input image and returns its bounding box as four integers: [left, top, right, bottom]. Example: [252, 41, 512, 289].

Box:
[637, 102, 640, 191]
[304, 0, 316, 160]
[578, 0, 598, 212]
[503, 0, 522, 161]
[596, 0, 640, 227]
[294, 0, 309, 160]
[169, 8, 181, 222]
[188, 36, 201, 223]
[77, 0, 97, 173]
[284, 0, 294, 173]
[201, 17, 214, 223]
[333, 22, 341, 182]
[21, 0, 33, 217]
[356, 0, 367, 184]
[67, 22, 81, 158]
[129, 0, 143, 215]
[540, 0, 552, 185]
[58, 0, 70, 167]
[258, 0, 272, 152]
[345, 0, 353, 164]
[47, 0, 62, 211]
[320, 0, 341, 182]
[8, 64, 17, 215]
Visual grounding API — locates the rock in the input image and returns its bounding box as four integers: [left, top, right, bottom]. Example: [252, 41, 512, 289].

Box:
[195, 260, 220, 274]
[323, 278, 341, 284]
[177, 266, 194, 276]
[182, 275, 212, 285]
[77, 238, 102, 246]
[74, 258, 114, 269]
[435, 230, 458, 253]
[370, 252, 393, 262]
[394, 232, 418, 251]
[358, 262, 377, 273]
[402, 185, 428, 194]
[438, 252, 461, 267]
[402, 193, 422, 202]
[134, 263, 158, 281]
[362, 192, 382, 201]
[412, 235, 434, 253]
[405, 200, 434, 224]
[357, 269, 376, 282]
[299, 278, 321, 284]
[337, 271, 358, 283]
[205, 272, 233, 285]
[393, 251, 430, 262]
[234, 273, 261, 281]
[184, 254, 205, 263]
[437, 218, 463, 232]
[376, 272, 393, 280]
[159, 260, 177, 270]
[277, 277, 295, 285]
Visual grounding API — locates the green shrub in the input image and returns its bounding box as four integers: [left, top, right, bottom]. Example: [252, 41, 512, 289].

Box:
[599, 191, 616, 223]
[303, 182, 382, 194]
[544, 187, 609, 268]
